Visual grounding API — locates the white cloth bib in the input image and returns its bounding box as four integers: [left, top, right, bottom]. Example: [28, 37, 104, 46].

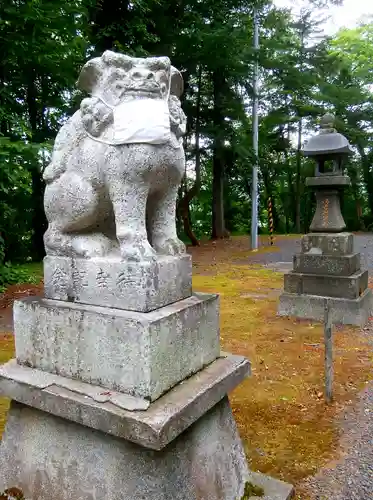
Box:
[112, 97, 171, 145]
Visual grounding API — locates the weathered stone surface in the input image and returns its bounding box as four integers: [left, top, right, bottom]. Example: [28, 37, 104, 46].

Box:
[14, 293, 220, 402]
[43, 51, 188, 264]
[293, 252, 360, 276]
[248, 471, 294, 500]
[303, 113, 353, 157]
[308, 189, 347, 233]
[306, 175, 350, 188]
[0, 396, 293, 500]
[0, 398, 251, 500]
[0, 354, 250, 450]
[302, 115, 352, 234]
[284, 270, 368, 299]
[44, 254, 192, 312]
[301, 232, 353, 255]
[280, 116, 367, 328]
[278, 288, 372, 326]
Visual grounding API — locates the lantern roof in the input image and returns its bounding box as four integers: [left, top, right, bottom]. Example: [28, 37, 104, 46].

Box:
[303, 114, 354, 157]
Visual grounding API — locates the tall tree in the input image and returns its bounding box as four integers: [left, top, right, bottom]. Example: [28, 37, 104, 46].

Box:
[0, 0, 89, 260]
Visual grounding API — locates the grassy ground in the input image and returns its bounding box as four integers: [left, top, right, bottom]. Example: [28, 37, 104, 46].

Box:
[0, 335, 13, 436]
[0, 237, 371, 496]
[190, 237, 372, 493]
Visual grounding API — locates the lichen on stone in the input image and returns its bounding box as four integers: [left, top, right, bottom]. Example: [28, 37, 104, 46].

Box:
[240, 480, 265, 499]
[0, 487, 25, 500]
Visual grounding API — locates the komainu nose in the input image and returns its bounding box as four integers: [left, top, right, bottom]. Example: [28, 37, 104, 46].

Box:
[131, 68, 155, 80]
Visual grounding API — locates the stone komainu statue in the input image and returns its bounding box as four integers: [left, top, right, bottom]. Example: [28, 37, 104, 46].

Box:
[43, 51, 187, 262]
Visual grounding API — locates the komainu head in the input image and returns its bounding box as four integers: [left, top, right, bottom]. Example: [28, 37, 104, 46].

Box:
[77, 51, 184, 107]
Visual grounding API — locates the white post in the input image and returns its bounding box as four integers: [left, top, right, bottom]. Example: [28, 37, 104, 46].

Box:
[251, 6, 260, 250]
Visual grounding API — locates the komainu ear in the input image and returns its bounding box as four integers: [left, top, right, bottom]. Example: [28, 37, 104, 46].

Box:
[102, 50, 133, 69]
[170, 67, 184, 97]
[77, 57, 104, 93]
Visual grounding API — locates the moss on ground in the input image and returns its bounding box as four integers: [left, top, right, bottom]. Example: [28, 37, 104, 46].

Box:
[0, 335, 14, 439]
[192, 240, 371, 488]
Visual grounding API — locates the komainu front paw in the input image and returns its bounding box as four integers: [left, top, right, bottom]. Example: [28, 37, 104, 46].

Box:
[44, 227, 73, 256]
[71, 234, 117, 258]
[120, 241, 157, 262]
[152, 237, 186, 256]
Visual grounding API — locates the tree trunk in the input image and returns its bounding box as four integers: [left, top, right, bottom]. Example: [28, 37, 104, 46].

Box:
[26, 72, 47, 261]
[356, 144, 373, 220]
[285, 210, 290, 233]
[181, 202, 199, 246]
[284, 145, 296, 231]
[176, 66, 202, 246]
[211, 71, 229, 239]
[211, 155, 227, 239]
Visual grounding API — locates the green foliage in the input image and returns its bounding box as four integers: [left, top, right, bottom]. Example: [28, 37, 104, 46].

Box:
[0, 0, 90, 261]
[1, 0, 373, 258]
[0, 262, 39, 293]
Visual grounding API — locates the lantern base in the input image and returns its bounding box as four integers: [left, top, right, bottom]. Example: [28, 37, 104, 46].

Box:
[278, 232, 372, 327]
[283, 269, 368, 300]
[278, 288, 371, 327]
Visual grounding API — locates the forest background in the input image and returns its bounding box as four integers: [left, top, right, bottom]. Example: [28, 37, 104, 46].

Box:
[1, 0, 373, 288]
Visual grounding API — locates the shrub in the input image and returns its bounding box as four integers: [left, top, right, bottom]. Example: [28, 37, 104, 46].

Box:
[0, 262, 38, 293]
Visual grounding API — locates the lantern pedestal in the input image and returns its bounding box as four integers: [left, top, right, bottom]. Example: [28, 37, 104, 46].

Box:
[278, 231, 371, 326]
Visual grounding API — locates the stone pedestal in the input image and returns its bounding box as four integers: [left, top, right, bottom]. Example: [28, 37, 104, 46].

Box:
[0, 255, 294, 498]
[43, 255, 192, 312]
[0, 354, 293, 499]
[0, 50, 294, 499]
[278, 232, 372, 326]
[14, 293, 219, 401]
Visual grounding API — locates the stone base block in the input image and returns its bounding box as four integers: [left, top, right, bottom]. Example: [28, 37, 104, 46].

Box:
[301, 232, 353, 255]
[0, 397, 293, 500]
[14, 293, 220, 401]
[248, 471, 294, 500]
[43, 254, 192, 312]
[278, 288, 372, 326]
[293, 252, 360, 276]
[0, 398, 247, 500]
[284, 269, 368, 299]
[0, 354, 250, 449]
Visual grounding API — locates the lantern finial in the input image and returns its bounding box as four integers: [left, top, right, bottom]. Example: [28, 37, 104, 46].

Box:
[320, 113, 336, 132]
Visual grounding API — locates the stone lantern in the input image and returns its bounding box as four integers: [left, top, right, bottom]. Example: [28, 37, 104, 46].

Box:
[278, 114, 372, 326]
[304, 113, 352, 233]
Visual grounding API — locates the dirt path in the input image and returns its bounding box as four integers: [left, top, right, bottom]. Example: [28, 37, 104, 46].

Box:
[301, 355, 373, 499]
